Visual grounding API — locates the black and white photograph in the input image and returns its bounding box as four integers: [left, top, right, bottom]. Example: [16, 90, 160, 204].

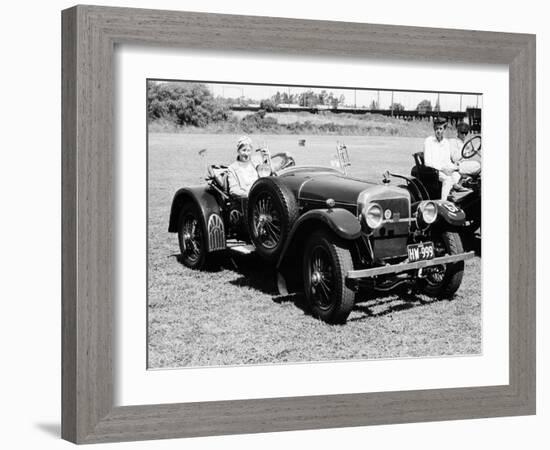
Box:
[147, 80, 483, 369]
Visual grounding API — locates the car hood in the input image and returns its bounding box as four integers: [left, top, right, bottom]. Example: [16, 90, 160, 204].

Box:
[277, 167, 377, 206]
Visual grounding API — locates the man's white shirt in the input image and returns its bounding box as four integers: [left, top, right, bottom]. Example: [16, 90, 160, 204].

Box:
[423, 136, 454, 171]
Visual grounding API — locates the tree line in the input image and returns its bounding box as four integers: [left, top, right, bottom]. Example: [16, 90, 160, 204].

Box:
[147, 81, 438, 128]
[147, 82, 230, 127]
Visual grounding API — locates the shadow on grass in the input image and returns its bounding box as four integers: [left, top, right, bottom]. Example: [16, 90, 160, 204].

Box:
[272, 289, 447, 323]
[349, 291, 437, 322]
[272, 292, 309, 315]
[225, 253, 278, 296]
[172, 250, 275, 291]
[173, 250, 451, 323]
[347, 287, 449, 322]
[173, 253, 232, 273]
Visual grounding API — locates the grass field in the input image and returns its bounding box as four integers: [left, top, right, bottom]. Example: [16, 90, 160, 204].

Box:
[147, 133, 481, 369]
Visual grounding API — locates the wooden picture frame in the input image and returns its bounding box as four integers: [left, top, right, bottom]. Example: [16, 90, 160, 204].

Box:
[62, 5, 536, 444]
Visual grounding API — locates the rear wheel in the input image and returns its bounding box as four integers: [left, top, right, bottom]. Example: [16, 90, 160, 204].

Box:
[178, 204, 208, 269]
[303, 231, 355, 324]
[417, 230, 465, 298]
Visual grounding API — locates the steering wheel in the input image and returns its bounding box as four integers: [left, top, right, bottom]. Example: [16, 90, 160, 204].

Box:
[271, 152, 295, 172]
[255, 149, 295, 176]
[461, 135, 482, 159]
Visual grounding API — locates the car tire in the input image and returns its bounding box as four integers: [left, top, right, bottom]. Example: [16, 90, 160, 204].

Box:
[417, 230, 465, 298]
[303, 230, 355, 324]
[247, 177, 299, 262]
[178, 203, 208, 269]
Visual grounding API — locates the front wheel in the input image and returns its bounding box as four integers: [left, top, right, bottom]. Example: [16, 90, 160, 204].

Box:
[417, 230, 465, 298]
[303, 231, 355, 324]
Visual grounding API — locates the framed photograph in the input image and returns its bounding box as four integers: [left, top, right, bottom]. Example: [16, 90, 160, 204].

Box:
[62, 5, 535, 444]
[146, 79, 484, 370]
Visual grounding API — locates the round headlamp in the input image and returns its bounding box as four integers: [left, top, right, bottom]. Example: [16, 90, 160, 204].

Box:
[364, 202, 383, 230]
[417, 201, 437, 228]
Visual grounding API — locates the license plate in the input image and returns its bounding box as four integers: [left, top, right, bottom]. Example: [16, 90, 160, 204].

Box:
[407, 242, 435, 262]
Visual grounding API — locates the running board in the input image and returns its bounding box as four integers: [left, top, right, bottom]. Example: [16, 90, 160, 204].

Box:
[347, 251, 475, 279]
[228, 244, 256, 255]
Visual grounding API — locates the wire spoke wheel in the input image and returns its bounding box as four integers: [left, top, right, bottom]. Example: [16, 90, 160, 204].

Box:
[252, 192, 282, 250]
[302, 231, 355, 324]
[247, 177, 298, 262]
[308, 247, 336, 310]
[181, 215, 203, 264]
[177, 205, 208, 269]
[416, 230, 465, 298]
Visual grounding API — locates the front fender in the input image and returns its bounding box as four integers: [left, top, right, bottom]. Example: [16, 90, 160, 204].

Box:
[295, 208, 362, 240]
[168, 186, 226, 252]
[412, 200, 466, 227]
[434, 200, 466, 227]
[276, 208, 361, 269]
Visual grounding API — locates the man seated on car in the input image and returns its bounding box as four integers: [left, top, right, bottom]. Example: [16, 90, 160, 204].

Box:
[449, 122, 481, 177]
[424, 117, 469, 200]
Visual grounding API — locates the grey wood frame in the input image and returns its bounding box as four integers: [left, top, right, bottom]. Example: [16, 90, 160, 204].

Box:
[62, 5, 536, 444]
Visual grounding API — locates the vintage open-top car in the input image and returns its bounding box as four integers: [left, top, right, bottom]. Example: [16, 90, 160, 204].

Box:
[168, 143, 474, 324]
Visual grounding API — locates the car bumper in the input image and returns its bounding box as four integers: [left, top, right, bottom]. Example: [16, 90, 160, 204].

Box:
[346, 251, 475, 279]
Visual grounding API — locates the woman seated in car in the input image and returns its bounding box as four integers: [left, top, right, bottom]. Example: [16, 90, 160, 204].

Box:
[227, 136, 291, 197]
[227, 136, 261, 197]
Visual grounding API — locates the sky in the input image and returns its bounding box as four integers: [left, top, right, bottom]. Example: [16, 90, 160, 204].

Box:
[206, 82, 482, 111]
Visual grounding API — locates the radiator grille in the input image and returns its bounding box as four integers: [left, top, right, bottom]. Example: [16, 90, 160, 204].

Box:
[372, 197, 410, 260]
